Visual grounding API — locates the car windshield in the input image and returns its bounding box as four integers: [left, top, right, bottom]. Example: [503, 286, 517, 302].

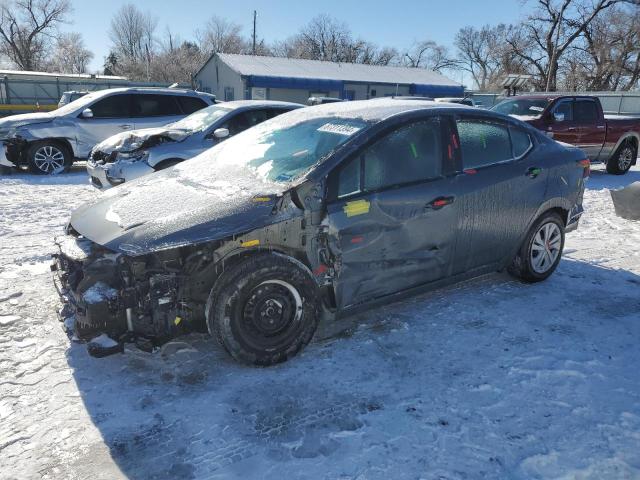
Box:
[179, 114, 368, 184]
[492, 98, 550, 116]
[169, 105, 233, 132]
[54, 90, 105, 115]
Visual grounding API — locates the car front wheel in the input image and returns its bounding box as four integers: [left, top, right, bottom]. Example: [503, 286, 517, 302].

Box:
[508, 212, 565, 283]
[206, 253, 320, 366]
[27, 141, 72, 174]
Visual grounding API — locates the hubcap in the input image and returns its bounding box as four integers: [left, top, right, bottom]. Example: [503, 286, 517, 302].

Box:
[530, 222, 562, 274]
[34, 145, 65, 174]
[242, 280, 303, 339]
[618, 146, 634, 171]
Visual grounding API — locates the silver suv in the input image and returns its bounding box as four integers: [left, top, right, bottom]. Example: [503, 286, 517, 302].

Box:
[0, 87, 215, 174]
[87, 100, 303, 189]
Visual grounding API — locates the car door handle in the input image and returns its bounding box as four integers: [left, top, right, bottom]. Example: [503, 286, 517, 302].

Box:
[119, 124, 133, 130]
[526, 167, 542, 178]
[426, 196, 455, 210]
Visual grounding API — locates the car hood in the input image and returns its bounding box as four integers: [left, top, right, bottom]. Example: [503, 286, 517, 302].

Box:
[0, 111, 53, 128]
[69, 160, 295, 256]
[93, 127, 192, 154]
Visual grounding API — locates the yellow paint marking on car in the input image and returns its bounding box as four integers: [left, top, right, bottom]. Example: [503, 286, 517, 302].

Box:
[343, 199, 370, 217]
[252, 196, 271, 202]
[241, 239, 260, 247]
[174, 316, 182, 326]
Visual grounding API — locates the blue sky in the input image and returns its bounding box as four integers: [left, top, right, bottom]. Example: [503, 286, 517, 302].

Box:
[67, 0, 527, 81]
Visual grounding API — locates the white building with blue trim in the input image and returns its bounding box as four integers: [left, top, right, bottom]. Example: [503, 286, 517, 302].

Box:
[194, 53, 463, 104]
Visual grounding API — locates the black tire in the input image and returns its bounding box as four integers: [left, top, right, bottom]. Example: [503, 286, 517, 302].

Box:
[26, 140, 72, 175]
[154, 158, 182, 171]
[206, 253, 320, 366]
[606, 140, 636, 175]
[508, 212, 565, 283]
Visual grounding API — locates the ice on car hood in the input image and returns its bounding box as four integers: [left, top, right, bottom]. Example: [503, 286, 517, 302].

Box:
[92, 127, 191, 154]
[0, 111, 53, 128]
[69, 153, 295, 255]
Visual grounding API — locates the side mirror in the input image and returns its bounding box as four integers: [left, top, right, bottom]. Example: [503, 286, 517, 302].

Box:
[553, 112, 565, 123]
[213, 127, 229, 139]
[81, 108, 94, 119]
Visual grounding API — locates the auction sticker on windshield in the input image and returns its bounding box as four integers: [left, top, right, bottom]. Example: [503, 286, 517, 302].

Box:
[317, 123, 362, 136]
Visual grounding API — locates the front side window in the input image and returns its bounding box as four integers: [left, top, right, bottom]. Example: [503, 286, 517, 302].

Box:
[224, 109, 270, 135]
[336, 119, 442, 197]
[89, 94, 132, 118]
[132, 94, 181, 117]
[553, 101, 573, 122]
[457, 118, 512, 169]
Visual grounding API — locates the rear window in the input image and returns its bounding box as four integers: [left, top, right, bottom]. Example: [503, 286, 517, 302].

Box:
[457, 119, 512, 168]
[177, 96, 208, 114]
[131, 94, 181, 117]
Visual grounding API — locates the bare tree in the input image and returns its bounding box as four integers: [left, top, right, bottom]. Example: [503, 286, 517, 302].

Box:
[108, 3, 156, 64]
[455, 24, 521, 89]
[506, 0, 629, 91]
[48, 31, 93, 73]
[274, 14, 397, 65]
[403, 40, 458, 72]
[196, 15, 247, 55]
[0, 0, 71, 70]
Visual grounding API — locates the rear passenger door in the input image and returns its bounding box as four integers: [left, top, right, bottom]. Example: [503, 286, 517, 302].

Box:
[450, 116, 546, 274]
[131, 94, 184, 129]
[574, 98, 605, 160]
[326, 116, 460, 308]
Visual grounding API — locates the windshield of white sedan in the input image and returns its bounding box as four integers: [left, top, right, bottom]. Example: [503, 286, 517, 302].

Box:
[183, 116, 367, 183]
[170, 105, 232, 132]
[492, 99, 550, 116]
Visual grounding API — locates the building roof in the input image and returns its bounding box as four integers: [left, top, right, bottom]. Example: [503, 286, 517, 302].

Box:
[202, 53, 461, 88]
[0, 69, 127, 80]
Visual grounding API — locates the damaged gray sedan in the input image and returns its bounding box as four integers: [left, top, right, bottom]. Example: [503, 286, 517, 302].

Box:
[52, 99, 588, 365]
[87, 100, 302, 189]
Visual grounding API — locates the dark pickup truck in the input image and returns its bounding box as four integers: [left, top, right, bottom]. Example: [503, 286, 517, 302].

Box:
[492, 95, 640, 174]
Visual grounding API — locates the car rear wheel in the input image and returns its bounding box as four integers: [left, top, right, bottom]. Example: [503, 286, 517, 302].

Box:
[206, 253, 320, 366]
[508, 212, 565, 283]
[606, 140, 636, 175]
[27, 141, 72, 175]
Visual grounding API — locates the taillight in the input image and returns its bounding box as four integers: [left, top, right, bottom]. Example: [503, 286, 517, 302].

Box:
[578, 159, 590, 178]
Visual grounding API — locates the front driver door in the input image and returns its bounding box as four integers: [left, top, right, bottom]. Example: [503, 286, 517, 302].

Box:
[75, 93, 135, 157]
[326, 116, 460, 309]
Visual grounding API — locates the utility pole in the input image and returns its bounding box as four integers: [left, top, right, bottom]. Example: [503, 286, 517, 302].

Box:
[252, 10, 257, 55]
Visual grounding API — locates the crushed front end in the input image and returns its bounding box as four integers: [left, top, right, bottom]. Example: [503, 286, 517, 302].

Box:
[52, 227, 203, 357]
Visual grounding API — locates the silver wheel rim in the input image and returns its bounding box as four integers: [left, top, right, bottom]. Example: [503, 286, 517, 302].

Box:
[618, 146, 634, 171]
[33, 145, 65, 174]
[530, 222, 562, 274]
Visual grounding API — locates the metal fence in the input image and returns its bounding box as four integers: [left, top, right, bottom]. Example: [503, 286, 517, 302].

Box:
[467, 91, 640, 115]
[0, 75, 190, 116]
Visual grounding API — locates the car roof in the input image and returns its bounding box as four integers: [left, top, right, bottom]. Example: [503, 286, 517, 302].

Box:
[217, 100, 304, 110]
[301, 97, 474, 122]
[87, 87, 210, 97]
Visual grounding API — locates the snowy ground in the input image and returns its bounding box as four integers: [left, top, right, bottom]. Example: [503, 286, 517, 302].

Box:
[1, 165, 640, 480]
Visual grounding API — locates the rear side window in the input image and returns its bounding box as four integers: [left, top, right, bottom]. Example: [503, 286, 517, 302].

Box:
[456, 119, 512, 168]
[510, 127, 533, 158]
[89, 94, 132, 118]
[131, 94, 181, 117]
[177, 96, 207, 114]
[574, 100, 598, 123]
